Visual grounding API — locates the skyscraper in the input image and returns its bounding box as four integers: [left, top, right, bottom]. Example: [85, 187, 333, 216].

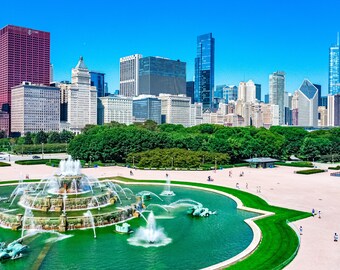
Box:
[0, 25, 50, 135]
[67, 57, 97, 133]
[327, 94, 340, 126]
[186, 81, 195, 103]
[139, 56, 186, 96]
[329, 33, 340, 95]
[293, 79, 319, 127]
[238, 80, 258, 103]
[90, 71, 105, 98]
[120, 54, 142, 97]
[194, 33, 215, 110]
[269, 71, 286, 125]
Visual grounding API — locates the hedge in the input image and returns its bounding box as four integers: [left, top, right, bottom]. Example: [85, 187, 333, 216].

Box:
[328, 165, 340, 170]
[15, 159, 61, 165]
[275, 161, 314, 168]
[0, 161, 11, 167]
[295, 169, 325, 175]
[13, 143, 67, 154]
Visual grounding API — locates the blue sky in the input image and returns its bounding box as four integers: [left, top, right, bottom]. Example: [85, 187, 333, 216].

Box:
[1, 0, 339, 98]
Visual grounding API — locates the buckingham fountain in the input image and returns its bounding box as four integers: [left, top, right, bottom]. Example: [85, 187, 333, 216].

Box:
[0, 156, 258, 269]
[0, 156, 138, 234]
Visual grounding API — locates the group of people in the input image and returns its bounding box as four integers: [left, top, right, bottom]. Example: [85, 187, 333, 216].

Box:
[311, 208, 321, 219]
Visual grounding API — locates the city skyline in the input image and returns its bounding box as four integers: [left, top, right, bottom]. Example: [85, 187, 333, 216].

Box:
[0, 1, 340, 98]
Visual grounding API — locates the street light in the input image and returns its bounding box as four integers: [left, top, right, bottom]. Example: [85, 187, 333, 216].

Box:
[41, 143, 44, 159]
[215, 157, 217, 171]
[171, 157, 174, 168]
[133, 156, 135, 168]
[90, 156, 92, 167]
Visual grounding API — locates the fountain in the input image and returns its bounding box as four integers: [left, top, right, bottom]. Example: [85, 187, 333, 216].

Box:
[0, 156, 137, 233]
[128, 211, 171, 247]
[84, 210, 96, 238]
[0, 172, 259, 269]
[160, 174, 175, 196]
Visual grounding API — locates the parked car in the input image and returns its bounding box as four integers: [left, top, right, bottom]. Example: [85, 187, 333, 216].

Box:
[0, 156, 6, 160]
[32, 156, 41, 159]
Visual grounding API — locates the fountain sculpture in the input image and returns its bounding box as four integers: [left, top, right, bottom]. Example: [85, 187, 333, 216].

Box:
[128, 211, 171, 247]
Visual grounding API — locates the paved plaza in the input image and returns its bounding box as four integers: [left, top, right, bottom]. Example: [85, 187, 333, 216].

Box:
[1, 160, 340, 269]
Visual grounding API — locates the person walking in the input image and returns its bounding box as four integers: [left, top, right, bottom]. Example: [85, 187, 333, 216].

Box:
[299, 226, 303, 235]
[318, 210, 321, 219]
[334, 233, 338, 242]
[246, 183, 248, 189]
[312, 208, 315, 217]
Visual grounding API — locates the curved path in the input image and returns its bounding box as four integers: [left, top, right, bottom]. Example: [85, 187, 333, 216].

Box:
[1, 162, 340, 269]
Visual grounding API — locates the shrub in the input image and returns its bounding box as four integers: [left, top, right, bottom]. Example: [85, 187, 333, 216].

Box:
[0, 161, 11, 167]
[15, 159, 61, 165]
[295, 169, 325, 175]
[13, 143, 67, 154]
[275, 161, 314, 168]
[328, 165, 340, 170]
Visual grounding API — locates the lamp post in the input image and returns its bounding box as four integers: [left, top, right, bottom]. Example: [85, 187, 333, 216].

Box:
[171, 157, 174, 168]
[42, 143, 44, 159]
[133, 156, 135, 168]
[90, 156, 92, 167]
[215, 157, 217, 171]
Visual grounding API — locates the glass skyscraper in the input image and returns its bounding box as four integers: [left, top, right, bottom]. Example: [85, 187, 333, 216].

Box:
[329, 33, 340, 95]
[194, 33, 215, 110]
[139, 56, 186, 96]
[90, 71, 105, 97]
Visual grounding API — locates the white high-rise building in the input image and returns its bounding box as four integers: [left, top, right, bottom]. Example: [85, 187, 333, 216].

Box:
[159, 94, 191, 127]
[99, 96, 133, 125]
[269, 71, 285, 125]
[190, 103, 203, 127]
[67, 57, 97, 133]
[120, 54, 142, 97]
[238, 80, 257, 103]
[293, 79, 318, 126]
[11, 82, 60, 134]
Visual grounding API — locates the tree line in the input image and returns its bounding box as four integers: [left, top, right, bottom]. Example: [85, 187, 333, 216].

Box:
[67, 122, 340, 163]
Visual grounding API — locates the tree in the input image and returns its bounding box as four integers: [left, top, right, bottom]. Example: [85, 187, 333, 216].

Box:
[48, 132, 61, 144]
[0, 130, 6, 139]
[60, 130, 74, 143]
[34, 131, 48, 144]
[24, 132, 34, 145]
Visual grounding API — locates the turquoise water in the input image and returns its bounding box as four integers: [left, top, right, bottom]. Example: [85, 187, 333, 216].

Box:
[0, 184, 258, 270]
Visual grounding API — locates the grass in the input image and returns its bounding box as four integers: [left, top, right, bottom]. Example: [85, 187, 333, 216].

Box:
[328, 165, 340, 170]
[113, 176, 310, 270]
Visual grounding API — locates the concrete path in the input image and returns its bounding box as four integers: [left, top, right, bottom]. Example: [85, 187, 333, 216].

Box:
[1, 163, 340, 269]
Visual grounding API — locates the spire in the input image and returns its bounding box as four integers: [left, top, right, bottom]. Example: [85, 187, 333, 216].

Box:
[75, 56, 88, 70]
[337, 32, 339, 46]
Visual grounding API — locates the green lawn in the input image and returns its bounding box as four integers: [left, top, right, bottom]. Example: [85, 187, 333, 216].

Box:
[113, 176, 311, 270]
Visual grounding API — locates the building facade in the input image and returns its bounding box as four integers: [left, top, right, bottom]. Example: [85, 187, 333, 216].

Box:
[67, 57, 97, 133]
[11, 82, 60, 134]
[159, 94, 191, 127]
[186, 81, 195, 104]
[120, 54, 142, 97]
[329, 33, 340, 95]
[139, 56, 186, 96]
[327, 94, 340, 126]
[133, 95, 161, 124]
[293, 79, 318, 127]
[269, 71, 286, 125]
[238, 80, 258, 103]
[0, 25, 50, 134]
[99, 96, 133, 125]
[90, 71, 106, 98]
[194, 33, 215, 109]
